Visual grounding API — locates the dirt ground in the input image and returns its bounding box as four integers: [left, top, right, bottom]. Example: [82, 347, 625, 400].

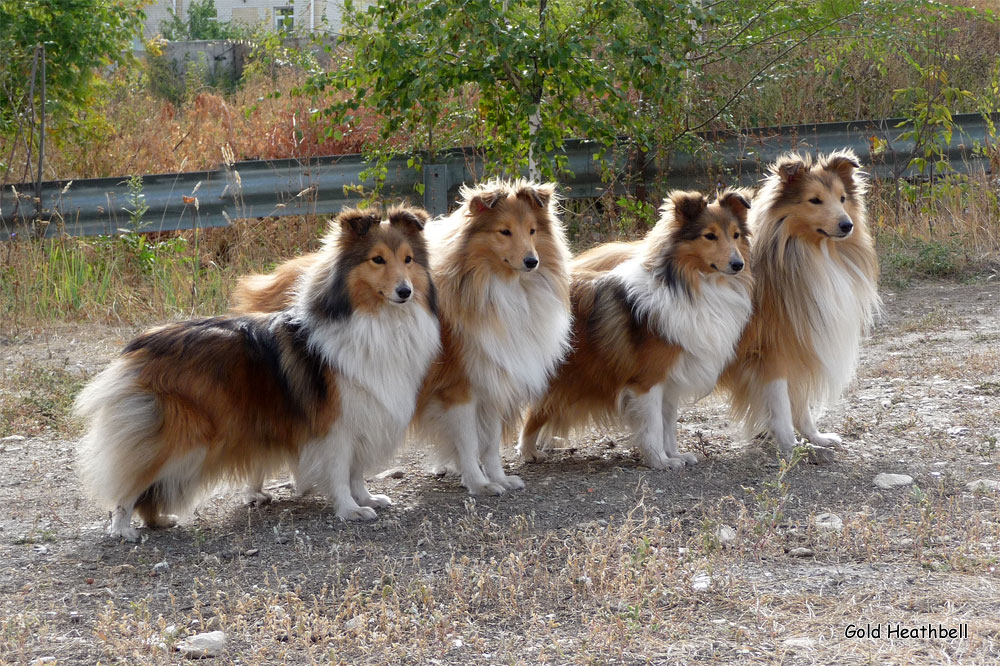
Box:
[1, 279, 998, 665]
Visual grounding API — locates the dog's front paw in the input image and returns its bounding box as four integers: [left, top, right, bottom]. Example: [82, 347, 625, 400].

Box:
[498, 474, 525, 491]
[468, 481, 506, 496]
[808, 432, 843, 449]
[671, 452, 699, 466]
[359, 493, 392, 509]
[517, 444, 548, 463]
[243, 489, 273, 507]
[109, 525, 140, 542]
[643, 451, 683, 471]
[337, 505, 378, 521]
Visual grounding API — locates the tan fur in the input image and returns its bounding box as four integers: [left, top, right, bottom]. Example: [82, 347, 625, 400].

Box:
[232, 253, 318, 313]
[75, 206, 439, 538]
[521, 190, 753, 451]
[719, 150, 880, 460]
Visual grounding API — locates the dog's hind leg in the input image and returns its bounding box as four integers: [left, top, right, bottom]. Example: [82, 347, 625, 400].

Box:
[793, 402, 844, 450]
[517, 409, 548, 463]
[350, 463, 392, 509]
[242, 470, 273, 506]
[661, 388, 697, 466]
[764, 379, 834, 463]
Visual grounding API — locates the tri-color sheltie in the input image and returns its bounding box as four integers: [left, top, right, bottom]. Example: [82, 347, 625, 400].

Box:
[517, 190, 753, 469]
[719, 149, 879, 462]
[234, 179, 573, 495]
[74, 207, 440, 540]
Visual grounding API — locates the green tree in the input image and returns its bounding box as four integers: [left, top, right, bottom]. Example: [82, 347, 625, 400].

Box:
[160, 0, 243, 41]
[304, 0, 878, 187]
[0, 0, 144, 134]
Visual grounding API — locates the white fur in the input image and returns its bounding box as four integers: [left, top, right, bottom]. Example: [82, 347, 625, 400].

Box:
[612, 258, 753, 400]
[612, 258, 752, 467]
[790, 240, 878, 409]
[424, 272, 571, 495]
[297, 301, 441, 518]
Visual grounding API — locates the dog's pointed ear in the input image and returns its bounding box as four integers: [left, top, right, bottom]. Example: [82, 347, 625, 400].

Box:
[719, 189, 752, 224]
[388, 206, 430, 234]
[774, 155, 806, 183]
[516, 182, 556, 209]
[466, 186, 506, 214]
[667, 191, 707, 225]
[826, 150, 862, 184]
[336, 208, 380, 237]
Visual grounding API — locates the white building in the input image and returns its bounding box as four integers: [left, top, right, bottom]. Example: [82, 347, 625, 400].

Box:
[142, 0, 366, 38]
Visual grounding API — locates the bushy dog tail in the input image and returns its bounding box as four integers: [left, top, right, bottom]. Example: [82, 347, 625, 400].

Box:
[73, 358, 162, 510]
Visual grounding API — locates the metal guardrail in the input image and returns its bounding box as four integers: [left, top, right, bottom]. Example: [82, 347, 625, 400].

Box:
[1, 113, 995, 240]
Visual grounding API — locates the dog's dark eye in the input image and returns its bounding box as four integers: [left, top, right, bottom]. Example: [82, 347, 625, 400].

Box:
[372, 256, 386, 265]
[840, 195, 846, 203]
[734, 232, 740, 239]
[809, 197, 822, 204]
[530, 228, 536, 235]
[404, 256, 412, 264]
[704, 233, 717, 241]
[500, 229, 512, 236]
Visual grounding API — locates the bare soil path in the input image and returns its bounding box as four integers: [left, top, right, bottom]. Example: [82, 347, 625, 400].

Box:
[1, 280, 998, 664]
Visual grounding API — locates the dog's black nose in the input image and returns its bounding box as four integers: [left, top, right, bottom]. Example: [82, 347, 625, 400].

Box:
[395, 285, 412, 300]
[523, 256, 539, 270]
[839, 219, 854, 234]
[729, 259, 744, 272]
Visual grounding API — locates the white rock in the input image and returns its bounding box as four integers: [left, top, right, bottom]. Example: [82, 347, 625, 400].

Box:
[966, 479, 1000, 493]
[1, 435, 26, 443]
[175, 631, 226, 658]
[789, 547, 814, 558]
[880, 399, 892, 410]
[152, 561, 169, 575]
[716, 525, 737, 545]
[874, 473, 913, 489]
[783, 637, 815, 649]
[814, 513, 844, 532]
[947, 426, 970, 436]
[344, 616, 363, 631]
[691, 572, 711, 591]
[30, 657, 57, 665]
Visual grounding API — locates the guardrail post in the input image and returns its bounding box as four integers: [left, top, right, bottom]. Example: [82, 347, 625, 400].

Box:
[423, 164, 449, 217]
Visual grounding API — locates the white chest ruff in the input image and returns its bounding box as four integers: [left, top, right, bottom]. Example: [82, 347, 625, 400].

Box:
[308, 305, 441, 450]
[612, 259, 753, 400]
[791, 245, 878, 405]
[461, 275, 571, 416]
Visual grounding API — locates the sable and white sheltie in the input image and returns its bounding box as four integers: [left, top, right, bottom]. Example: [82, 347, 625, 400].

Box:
[74, 207, 441, 541]
[719, 149, 879, 462]
[235, 179, 573, 495]
[517, 190, 754, 469]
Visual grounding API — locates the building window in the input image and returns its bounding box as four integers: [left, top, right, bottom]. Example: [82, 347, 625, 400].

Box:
[274, 6, 294, 31]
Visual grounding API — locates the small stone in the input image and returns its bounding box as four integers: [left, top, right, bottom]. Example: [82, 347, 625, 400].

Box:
[375, 468, 405, 480]
[874, 473, 914, 489]
[152, 561, 169, 575]
[575, 576, 593, 587]
[175, 630, 226, 658]
[789, 547, 814, 558]
[344, 616, 363, 631]
[966, 479, 1000, 493]
[1, 435, 26, 443]
[274, 535, 290, 545]
[30, 657, 57, 665]
[243, 548, 259, 557]
[201, 553, 220, 565]
[783, 637, 815, 648]
[691, 572, 711, 591]
[814, 512, 844, 532]
[880, 399, 892, 410]
[947, 426, 970, 436]
[716, 525, 737, 545]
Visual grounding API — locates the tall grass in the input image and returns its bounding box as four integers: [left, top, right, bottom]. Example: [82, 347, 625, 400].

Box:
[0, 215, 327, 326]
